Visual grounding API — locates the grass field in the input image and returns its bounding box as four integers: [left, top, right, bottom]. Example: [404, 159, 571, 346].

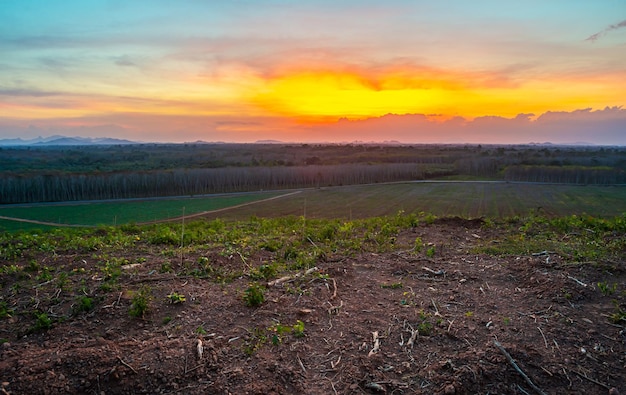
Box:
[0, 192, 285, 232]
[1, 182, 624, 232]
[198, 182, 626, 220]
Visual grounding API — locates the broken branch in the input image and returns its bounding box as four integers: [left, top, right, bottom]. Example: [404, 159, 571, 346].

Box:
[117, 356, 138, 374]
[368, 331, 380, 357]
[493, 340, 546, 395]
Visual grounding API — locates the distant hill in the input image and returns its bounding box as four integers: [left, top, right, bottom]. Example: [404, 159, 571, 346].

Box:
[0, 135, 139, 146]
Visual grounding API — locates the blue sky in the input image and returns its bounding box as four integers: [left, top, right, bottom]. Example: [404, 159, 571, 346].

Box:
[1, 0, 625, 143]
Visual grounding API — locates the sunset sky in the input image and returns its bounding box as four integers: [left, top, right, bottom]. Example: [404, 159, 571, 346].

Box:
[1, 1, 625, 144]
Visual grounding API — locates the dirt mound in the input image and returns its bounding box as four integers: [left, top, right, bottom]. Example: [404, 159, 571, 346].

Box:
[1, 222, 624, 394]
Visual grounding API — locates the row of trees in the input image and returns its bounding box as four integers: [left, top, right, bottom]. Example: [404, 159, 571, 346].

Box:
[504, 165, 626, 184]
[0, 163, 453, 204]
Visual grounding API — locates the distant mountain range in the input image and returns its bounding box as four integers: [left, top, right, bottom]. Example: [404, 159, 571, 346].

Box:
[0, 135, 596, 147]
[0, 135, 139, 146]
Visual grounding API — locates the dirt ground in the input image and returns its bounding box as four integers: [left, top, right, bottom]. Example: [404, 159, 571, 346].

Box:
[1, 218, 624, 394]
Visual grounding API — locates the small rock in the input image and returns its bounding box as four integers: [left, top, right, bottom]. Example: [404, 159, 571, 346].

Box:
[609, 388, 620, 395]
[444, 384, 456, 394]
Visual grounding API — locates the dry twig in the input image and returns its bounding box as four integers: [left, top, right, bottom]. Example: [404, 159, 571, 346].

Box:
[117, 356, 138, 374]
[570, 369, 610, 390]
[368, 331, 380, 357]
[493, 340, 546, 395]
[330, 278, 337, 300]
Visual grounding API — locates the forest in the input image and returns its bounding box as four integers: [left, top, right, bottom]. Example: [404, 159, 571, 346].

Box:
[0, 143, 624, 204]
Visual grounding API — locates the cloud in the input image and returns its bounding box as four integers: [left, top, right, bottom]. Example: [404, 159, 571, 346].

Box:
[114, 56, 137, 67]
[0, 88, 62, 97]
[585, 19, 626, 42]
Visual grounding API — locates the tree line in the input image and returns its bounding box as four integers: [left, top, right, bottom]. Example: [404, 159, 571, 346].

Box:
[0, 163, 452, 204]
[503, 165, 626, 184]
[1, 143, 624, 204]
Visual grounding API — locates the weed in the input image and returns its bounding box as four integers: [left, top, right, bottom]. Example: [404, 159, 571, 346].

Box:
[129, 286, 152, 318]
[36, 267, 53, 282]
[25, 260, 40, 272]
[243, 327, 267, 355]
[292, 320, 305, 338]
[267, 320, 306, 344]
[162, 316, 172, 325]
[417, 320, 433, 336]
[250, 264, 278, 280]
[33, 312, 52, 331]
[195, 325, 207, 335]
[597, 282, 617, 296]
[609, 301, 626, 324]
[0, 265, 21, 275]
[426, 246, 436, 258]
[413, 237, 423, 253]
[243, 282, 265, 307]
[400, 289, 416, 306]
[74, 296, 94, 314]
[0, 301, 12, 319]
[167, 292, 186, 304]
[381, 282, 403, 289]
[465, 311, 474, 318]
[159, 261, 173, 273]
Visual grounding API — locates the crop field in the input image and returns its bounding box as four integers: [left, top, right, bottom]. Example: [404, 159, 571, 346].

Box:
[1, 182, 623, 232]
[199, 181, 626, 221]
[0, 192, 285, 232]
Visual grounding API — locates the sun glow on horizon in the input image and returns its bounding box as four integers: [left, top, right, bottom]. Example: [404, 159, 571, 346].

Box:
[247, 67, 626, 123]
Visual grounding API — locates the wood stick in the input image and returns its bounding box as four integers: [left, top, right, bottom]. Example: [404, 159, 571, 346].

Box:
[570, 369, 610, 390]
[537, 326, 548, 349]
[296, 355, 307, 374]
[493, 341, 546, 395]
[117, 356, 138, 374]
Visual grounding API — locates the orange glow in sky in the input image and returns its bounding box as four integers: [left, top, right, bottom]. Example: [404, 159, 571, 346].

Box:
[1, 1, 625, 144]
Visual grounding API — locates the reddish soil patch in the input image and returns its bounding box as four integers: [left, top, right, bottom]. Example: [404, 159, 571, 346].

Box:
[1, 222, 624, 394]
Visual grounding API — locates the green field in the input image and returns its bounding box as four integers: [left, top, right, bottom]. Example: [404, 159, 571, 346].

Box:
[1, 182, 624, 232]
[0, 192, 285, 232]
[197, 182, 626, 220]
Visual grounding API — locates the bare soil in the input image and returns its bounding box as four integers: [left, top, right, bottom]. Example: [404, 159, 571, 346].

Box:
[1, 219, 624, 394]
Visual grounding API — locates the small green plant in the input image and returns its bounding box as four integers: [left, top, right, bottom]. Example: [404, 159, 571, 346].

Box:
[503, 317, 511, 325]
[74, 296, 94, 314]
[243, 282, 265, 307]
[250, 264, 277, 280]
[167, 292, 186, 304]
[26, 260, 40, 272]
[0, 265, 21, 275]
[426, 246, 436, 258]
[195, 325, 207, 335]
[33, 312, 52, 331]
[243, 326, 267, 355]
[159, 261, 173, 273]
[465, 311, 474, 318]
[0, 301, 11, 319]
[162, 316, 172, 325]
[562, 290, 572, 300]
[597, 282, 617, 296]
[36, 267, 53, 282]
[400, 289, 416, 306]
[292, 320, 305, 338]
[129, 286, 152, 318]
[381, 282, 403, 289]
[417, 320, 433, 336]
[609, 301, 626, 324]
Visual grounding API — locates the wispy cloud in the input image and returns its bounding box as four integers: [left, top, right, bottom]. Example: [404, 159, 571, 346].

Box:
[0, 88, 62, 97]
[585, 19, 626, 42]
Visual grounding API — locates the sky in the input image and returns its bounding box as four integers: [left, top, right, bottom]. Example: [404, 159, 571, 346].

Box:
[1, 0, 625, 144]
